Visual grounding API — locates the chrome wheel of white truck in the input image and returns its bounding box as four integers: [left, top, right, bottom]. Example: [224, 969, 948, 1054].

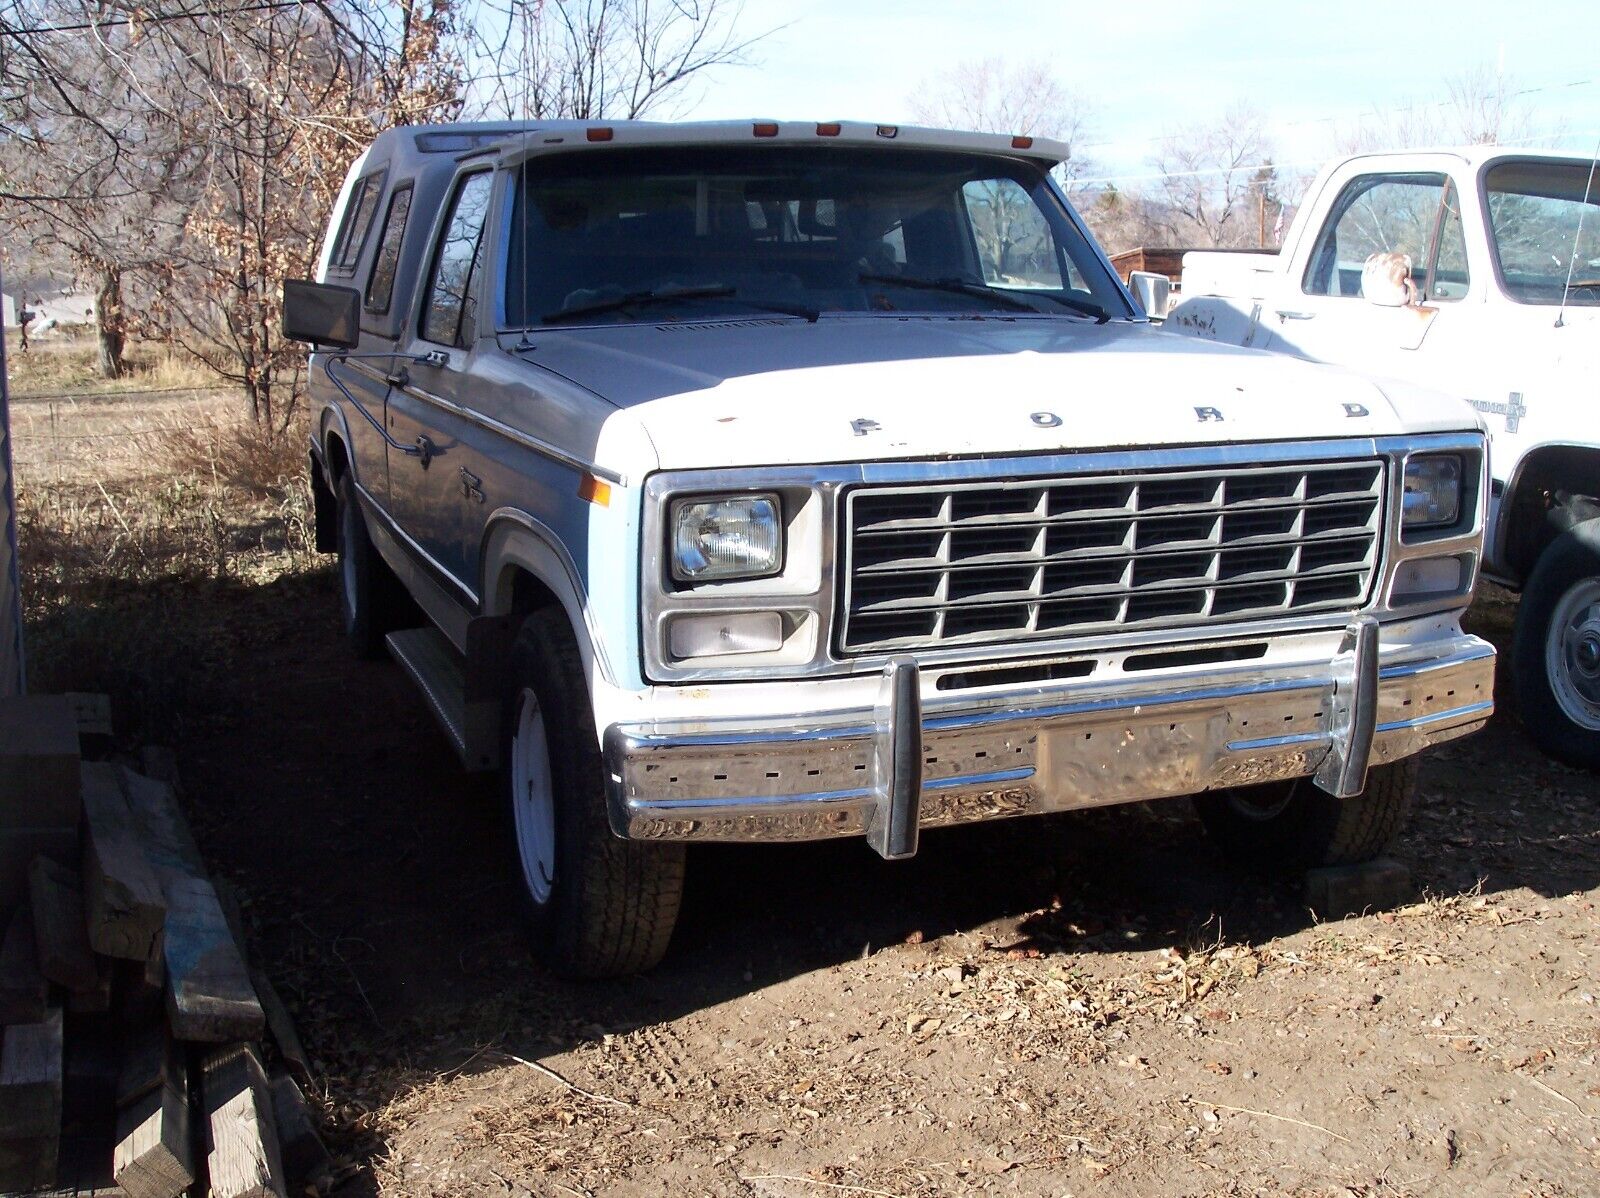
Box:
[1515, 522, 1600, 770]
[505, 609, 685, 978]
[1195, 760, 1418, 868]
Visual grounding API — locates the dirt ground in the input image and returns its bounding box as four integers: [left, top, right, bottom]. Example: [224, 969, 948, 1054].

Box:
[16, 380, 1600, 1197]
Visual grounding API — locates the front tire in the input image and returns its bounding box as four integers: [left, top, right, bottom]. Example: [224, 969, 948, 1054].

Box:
[1194, 759, 1418, 868]
[1512, 522, 1600, 770]
[505, 609, 685, 978]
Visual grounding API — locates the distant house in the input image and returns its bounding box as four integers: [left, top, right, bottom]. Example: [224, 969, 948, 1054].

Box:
[3, 285, 96, 331]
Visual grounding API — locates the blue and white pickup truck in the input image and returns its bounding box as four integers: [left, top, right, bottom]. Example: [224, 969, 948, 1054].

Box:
[1169, 147, 1600, 770]
[285, 120, 1496, 976]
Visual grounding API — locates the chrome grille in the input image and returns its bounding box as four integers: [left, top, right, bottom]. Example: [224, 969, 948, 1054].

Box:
[839, 459, 1386, 654]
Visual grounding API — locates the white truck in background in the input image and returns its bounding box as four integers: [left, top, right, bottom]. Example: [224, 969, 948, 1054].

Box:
[1167, 147, 1600, 770]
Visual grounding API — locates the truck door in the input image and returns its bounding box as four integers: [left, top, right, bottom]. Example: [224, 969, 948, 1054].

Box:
[1269, 169, 1476, 375]
[386, 168, 496, 608]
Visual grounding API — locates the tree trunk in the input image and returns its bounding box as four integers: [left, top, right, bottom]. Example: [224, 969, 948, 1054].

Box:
[95, 268, 127, 379]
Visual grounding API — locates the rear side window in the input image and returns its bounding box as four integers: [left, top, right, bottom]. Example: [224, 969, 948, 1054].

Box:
[329, 171, 386, 273]
[364, 184, 413, 314]
[422, 171, 495, 346]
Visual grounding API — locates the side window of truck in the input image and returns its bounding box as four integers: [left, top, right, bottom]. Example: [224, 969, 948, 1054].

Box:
[328, 171, 386, 275]
[364, 183, 414, 314]
[422, 171, 494, 346]
[1302, 172, 1469, 302]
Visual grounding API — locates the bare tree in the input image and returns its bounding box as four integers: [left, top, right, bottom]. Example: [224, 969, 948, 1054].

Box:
[1151, 103, 1271, 248]
[465, 0, 766, 120]
[1332, 62, 1552, 153]
[907, 57, 1095, 186]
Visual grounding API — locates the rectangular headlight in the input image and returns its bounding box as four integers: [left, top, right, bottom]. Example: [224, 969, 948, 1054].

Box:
[1402, 454, 1462, 530]
[670, 494, 782, 582]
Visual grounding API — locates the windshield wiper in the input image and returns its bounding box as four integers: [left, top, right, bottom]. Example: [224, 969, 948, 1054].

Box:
[541, 285, 820, 325]
[857, 273, 1111, 323]
[541, 284, 735, 324]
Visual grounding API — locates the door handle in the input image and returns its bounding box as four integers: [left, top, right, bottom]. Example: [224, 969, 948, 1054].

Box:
[415, 435, 436, 468]
[1274, 309, 1316, 322]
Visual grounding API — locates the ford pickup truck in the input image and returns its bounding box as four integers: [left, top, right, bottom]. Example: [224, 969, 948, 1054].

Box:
[283, 120, 1496, 977]
[1168, 148, 1600, 770]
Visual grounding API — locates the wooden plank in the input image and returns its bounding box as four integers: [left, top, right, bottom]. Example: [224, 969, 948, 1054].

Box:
[113, 1035, 193, 1198]
[0, 696, 82, 830]
[0, 900, 47, 1024]
[253, 970, 311, 1085]
[267, 1073, 332, 1197]
[80, 763, 165, 962]
[201, 1044, 286, 1198]
[119, 770, 263, 1044]
[116, 770, 204, 881]
[30, 855, 100, 992]
[0, 1007, 63, 1193]
[162, 877, 263, 1043]
[116, 1020, 166, 1111]
[64, 693, 113, 740]
[0, 826, 76, 928]
[66, 954, 114, 1014]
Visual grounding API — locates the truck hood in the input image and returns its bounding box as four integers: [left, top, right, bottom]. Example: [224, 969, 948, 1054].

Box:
[512, 318, 1479, 470]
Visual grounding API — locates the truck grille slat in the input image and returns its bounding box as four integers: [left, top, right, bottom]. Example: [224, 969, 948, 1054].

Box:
[840, 460, 1385, 654]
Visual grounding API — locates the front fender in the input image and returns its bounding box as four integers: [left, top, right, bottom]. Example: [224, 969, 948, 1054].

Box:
[479, 509, 617, 691]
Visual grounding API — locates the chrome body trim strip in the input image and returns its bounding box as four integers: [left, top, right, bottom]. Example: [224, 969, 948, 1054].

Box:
[603, 630, 1495, 848]
[395, 382, 626, 486]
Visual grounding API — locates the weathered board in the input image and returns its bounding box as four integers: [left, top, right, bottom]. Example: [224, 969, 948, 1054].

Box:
[80, 762, 165, 961]
[162, 877, 265, 1043]
[0, 696, 82, 828]
[29, 854, 100, 992]
[113, 1034, 193, 1198]
[0, 1007, 63, 1193]
[119, 769, 262, 1042]
[268, 1072, 333, 1197]
[201, 1044, 286, 1198]
[0, 899, 47, 1024]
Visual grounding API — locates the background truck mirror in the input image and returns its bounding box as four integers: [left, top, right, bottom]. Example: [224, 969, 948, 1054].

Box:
[282, 279, 361, 349]
[1127, 270, 1171, 320]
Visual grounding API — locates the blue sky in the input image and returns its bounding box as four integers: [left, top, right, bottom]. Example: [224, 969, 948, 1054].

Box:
[674, 0, 1600, 182]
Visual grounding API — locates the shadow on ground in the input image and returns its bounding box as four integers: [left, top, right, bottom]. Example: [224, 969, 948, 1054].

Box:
[27, 572, 1600, 1187]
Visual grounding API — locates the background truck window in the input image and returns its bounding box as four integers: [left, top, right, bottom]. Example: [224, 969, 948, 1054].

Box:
[365, 184, 414, 314]
[1485, 160, 1600, 306]
[422, 171, 494, 346]
[1302, 172, 1449, 299]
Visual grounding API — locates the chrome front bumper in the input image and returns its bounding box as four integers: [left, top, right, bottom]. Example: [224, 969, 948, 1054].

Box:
[603, 623, 1496, 858]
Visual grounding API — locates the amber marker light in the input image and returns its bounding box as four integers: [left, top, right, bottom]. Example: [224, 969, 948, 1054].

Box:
[753, 122, 779, 137]
[1011, 135, 1034, 149]
[586, 126, 614, 142]
[578, 475, 612, 507]
[816, 123, 841, 137]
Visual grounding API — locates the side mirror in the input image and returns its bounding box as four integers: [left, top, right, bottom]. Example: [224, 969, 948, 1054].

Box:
[1127, 270, 1171, 320]
[282, 279, 360, 349]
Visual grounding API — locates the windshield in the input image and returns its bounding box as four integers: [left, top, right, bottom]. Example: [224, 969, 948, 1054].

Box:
[1485, 160, 1600, 306]
[503, 145, 1129, 327]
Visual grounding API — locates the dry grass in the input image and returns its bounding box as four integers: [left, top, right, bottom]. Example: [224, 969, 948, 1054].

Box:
[5, 330, 221, 397]
[14, 382, 321, 739]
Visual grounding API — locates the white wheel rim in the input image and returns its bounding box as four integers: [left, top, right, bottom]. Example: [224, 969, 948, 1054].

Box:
[338, 496, 359, 625]
[1545, 577, 1600, 732]
[511, 687, 558, 906]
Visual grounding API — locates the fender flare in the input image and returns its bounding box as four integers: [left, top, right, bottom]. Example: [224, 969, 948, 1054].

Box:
[1493, 439, 1600, 582]
[319, 400, 356, 486]
[479, 508, 617, 689]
